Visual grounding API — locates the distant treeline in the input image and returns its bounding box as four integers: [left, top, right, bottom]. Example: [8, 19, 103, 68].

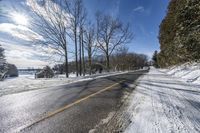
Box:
[53, 49, 148, 75]
[154, 0, 200, 68]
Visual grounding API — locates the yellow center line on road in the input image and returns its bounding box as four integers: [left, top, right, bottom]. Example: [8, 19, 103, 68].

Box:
[19, 80, 125, 131]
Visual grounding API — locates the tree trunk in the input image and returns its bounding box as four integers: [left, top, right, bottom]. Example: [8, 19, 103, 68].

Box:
[79, 31, 82, 76]
[89, 55, 92, 75]
[106, 54, 110, 72]
[75, 28, 78, 77]
[106, 42, 110, 72]
[88, 44, 92, 75]
[64, 46, 69, 78]
[81, 31, 85, 76]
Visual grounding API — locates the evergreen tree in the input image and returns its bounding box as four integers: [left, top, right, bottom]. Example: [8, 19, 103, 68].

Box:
[158, 0, 200, 67]
[152, 51, 158, 68]
[0, 44, 7, 80]
[0, 44, 5, 62]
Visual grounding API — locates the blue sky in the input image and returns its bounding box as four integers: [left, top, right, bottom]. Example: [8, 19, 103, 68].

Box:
[83, 0, 169, 56]
[0, 0, 169, 68]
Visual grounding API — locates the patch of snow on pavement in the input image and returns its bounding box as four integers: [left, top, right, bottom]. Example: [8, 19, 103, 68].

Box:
[125, 67, 200, 133]
[89, 112, 116, 133]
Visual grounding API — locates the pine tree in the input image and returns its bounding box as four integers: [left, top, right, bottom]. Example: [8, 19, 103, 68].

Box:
[152, 51, 158, 68]
[158, 0, 200, 67]
[0, 44, 5, 62]
[0, 44, 7, 80]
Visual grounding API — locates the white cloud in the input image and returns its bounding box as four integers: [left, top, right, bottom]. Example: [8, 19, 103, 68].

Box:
[0, 0, 76, 68]
[26, 0, 71, 27]
[0, 23, 42, 41]
[133, 6, 152, 15]
[1, 42, 48, 68]
[0, 0, 60, 68]
[7, 57, 48, 69]
[133, 6, 145, 13]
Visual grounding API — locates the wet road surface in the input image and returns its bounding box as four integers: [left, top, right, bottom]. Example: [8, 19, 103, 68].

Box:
[0, 70, 147, 133]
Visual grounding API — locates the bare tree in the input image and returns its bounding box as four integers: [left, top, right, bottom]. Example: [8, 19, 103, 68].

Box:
[79, 6, 87, 76]
[111, 46, 129, 71]
[68, 0, 86, 77]
[81, 26, 86, 76]
[84, 24, 97, 75]
[78, 20, 87, 76]
[79, 27, 82, 76]
[27, 0, 70, 77]
[111, 50, 148, 71]
[96, 12, 133, 71]
[28, 0, 88, 77]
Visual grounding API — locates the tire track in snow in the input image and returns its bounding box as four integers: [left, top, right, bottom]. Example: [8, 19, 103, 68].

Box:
[124, 68, 200, 133]
[171, 89, 200, 132]
[149, 76, 162, 133]
[156, 79, 200, 133]
[159, 90, 190, 133]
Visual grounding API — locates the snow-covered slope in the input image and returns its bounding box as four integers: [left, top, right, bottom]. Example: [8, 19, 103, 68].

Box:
[162, 62, 200, 85]
[124, 67, 200, 133]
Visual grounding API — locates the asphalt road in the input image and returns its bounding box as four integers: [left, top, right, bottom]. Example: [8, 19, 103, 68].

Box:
[0, 70, 147, 133]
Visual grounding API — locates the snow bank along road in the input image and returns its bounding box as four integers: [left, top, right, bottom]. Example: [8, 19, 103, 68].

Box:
[0, 71, 131, 96]
[125, 68, 200, 133]
[0, 70, 148, 133]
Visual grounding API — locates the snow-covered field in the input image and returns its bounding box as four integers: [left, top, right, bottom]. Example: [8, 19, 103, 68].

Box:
[0, 71, 129, 96]
[124, 67, 200, 133]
